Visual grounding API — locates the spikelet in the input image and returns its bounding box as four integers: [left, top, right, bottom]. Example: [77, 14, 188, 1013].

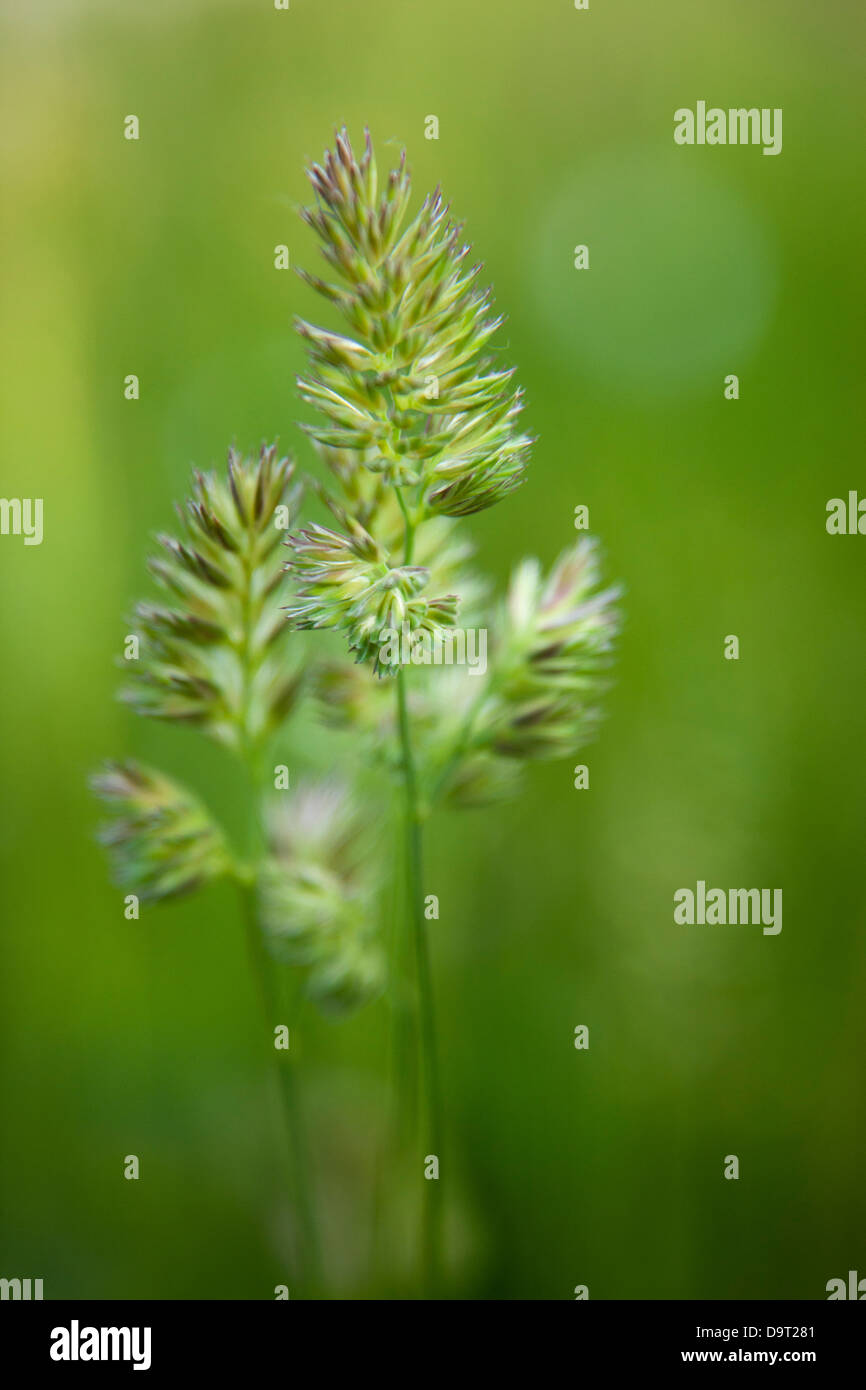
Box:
[285, 516, 457, 675]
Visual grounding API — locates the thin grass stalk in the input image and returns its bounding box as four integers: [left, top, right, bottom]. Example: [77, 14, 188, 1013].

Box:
[240, 741, 323, 1298]
[396, 666, 444, 1296]
[371, 797, 413, 1291]
[237, 877, 321, 1296]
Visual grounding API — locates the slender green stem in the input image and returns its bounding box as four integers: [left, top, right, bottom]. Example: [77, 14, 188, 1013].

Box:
[396, 666, 444, 1296]
[232, 522, 323, 1292]
[370, 805, 414, 1293]
[238, 736, 322, 1296]
[386, 809, 416, 1149]
[238, 877, 322, 1297]
[396, 487, 415, 563]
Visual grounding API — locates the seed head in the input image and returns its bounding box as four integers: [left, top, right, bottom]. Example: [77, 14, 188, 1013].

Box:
[257, 780, 384, 1016]
[297, 128, 533, 515]
[90, 761, 229, 901]
[122, 444, 303, 751]
[489, 539, 623, 759]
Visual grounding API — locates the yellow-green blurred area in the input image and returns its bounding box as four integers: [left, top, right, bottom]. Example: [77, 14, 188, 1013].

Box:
[1, 0, 864, 1298]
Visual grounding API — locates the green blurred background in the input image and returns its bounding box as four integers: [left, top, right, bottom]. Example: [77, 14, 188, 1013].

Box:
[1, 0, 864, 1299]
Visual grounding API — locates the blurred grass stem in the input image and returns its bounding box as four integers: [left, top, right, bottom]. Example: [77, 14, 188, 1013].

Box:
[396, 661, 444, 1296]
[240, 750, 323, 1297]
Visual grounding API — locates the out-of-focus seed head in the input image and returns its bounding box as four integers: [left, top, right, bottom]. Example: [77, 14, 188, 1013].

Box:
[90, 761, 229, 901]
[488, 539, 623, 760]
[409, 667, 524, 808]
[257, 779, 384, 1017]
